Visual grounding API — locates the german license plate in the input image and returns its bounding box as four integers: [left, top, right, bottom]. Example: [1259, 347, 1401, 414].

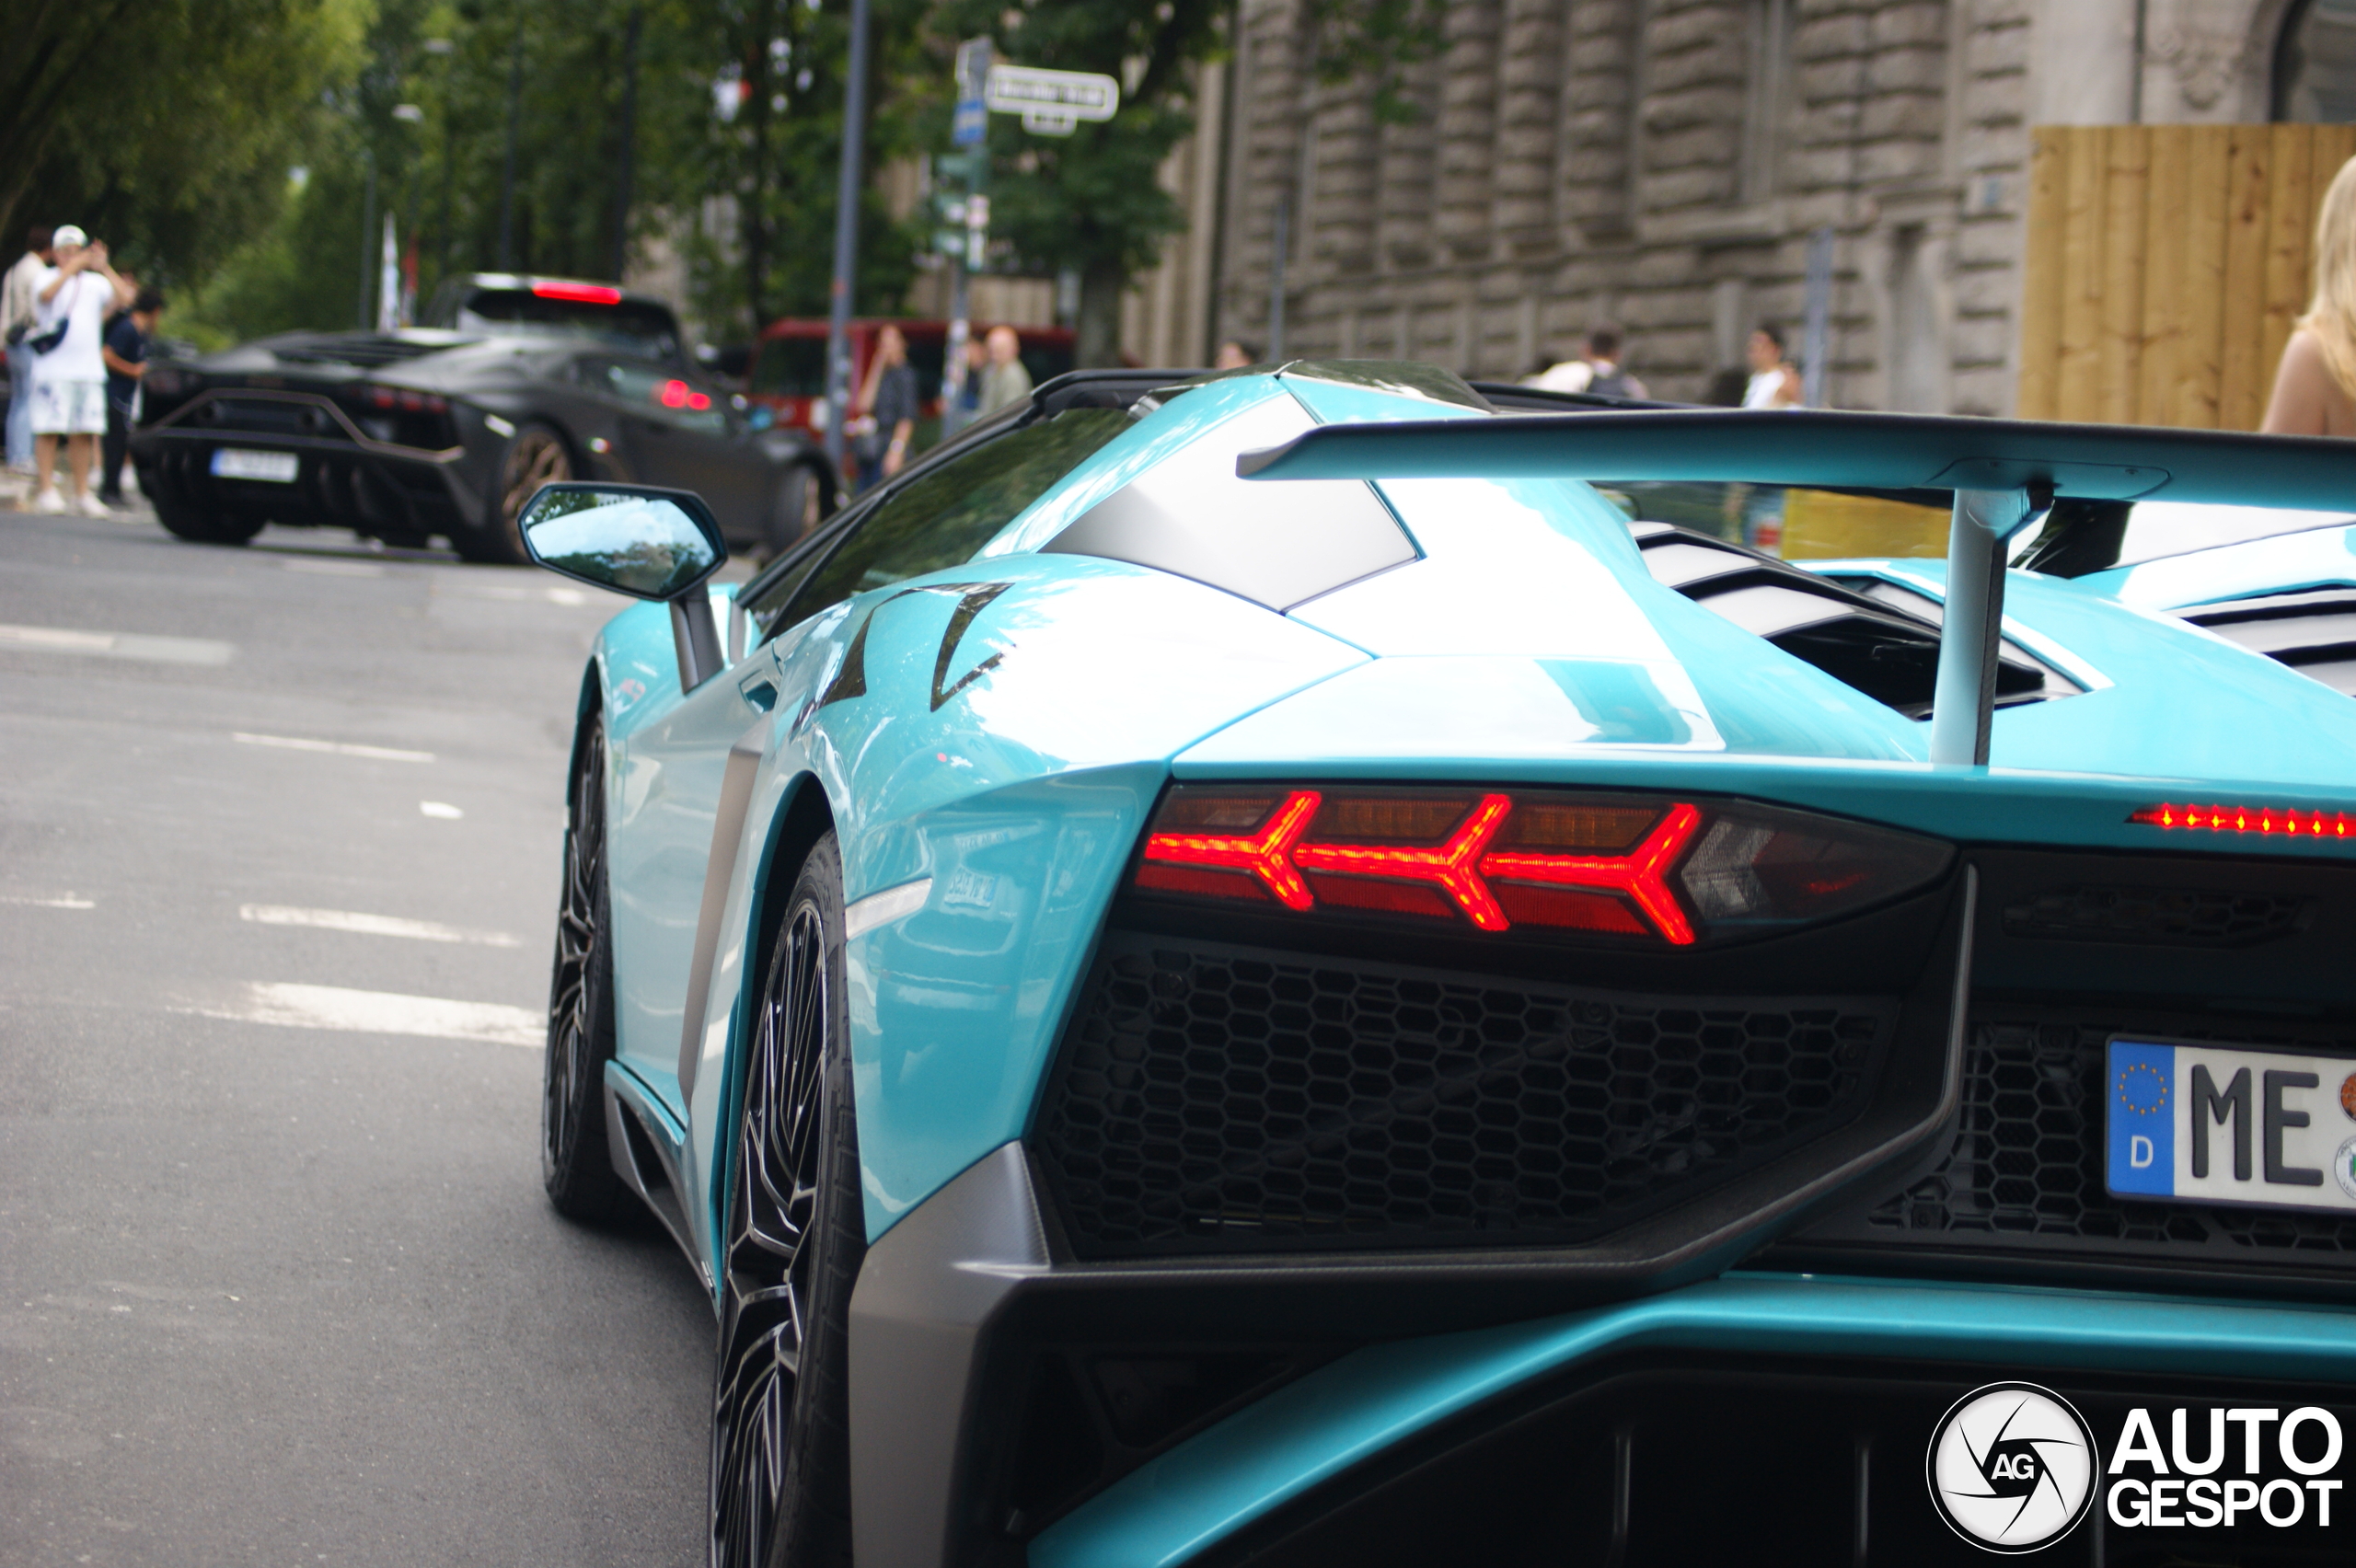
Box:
[211, 447, 298, 483]
[2107, 1038, 2356, 1212]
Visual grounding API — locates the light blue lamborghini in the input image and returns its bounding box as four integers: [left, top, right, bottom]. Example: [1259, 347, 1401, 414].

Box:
[521, 363, 2356, 1568]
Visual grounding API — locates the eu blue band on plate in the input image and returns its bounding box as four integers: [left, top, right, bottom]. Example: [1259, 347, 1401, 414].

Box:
[2108, 1040, 2176, 1197]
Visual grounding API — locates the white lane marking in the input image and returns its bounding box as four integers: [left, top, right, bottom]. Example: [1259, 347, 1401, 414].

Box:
[845, 878, 932, 940]
[281, 559, 387, 578]
[181, 982, 542, 1047]
[433, 582, 590, 606]
[232, 732, 435, 763]
[418, 801, 465, 819]
[1, 893, 95, 909]
[0, 623, 234, 666]
[237, 904, 520, 948]
[0, 625, 110, 651]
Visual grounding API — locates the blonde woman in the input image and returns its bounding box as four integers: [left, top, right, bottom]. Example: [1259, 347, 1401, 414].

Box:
[2263, 155, 2356, 435]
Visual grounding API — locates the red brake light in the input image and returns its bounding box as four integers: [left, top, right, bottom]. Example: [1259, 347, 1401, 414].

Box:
[2131, 803, 2356, 837]
[532, 281, 621, 305]
[1134, 787, 1951, 945]
[659, 379, 691, 409]
[1139, 790, 1319, 909]
[1484, 801, 1703, 943]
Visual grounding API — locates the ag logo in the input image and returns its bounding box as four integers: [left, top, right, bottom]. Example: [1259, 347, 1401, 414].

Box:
[1926, 1382, 2099, 1552]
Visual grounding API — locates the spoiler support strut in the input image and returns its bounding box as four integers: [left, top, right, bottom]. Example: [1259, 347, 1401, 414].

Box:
[1928, 486, 2045, 768]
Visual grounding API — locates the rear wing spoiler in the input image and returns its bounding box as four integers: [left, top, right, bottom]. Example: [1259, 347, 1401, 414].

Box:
[1238, 409, 2356, 768]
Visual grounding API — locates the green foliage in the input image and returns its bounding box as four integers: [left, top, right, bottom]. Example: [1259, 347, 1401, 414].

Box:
[2, 0, 370, 292]
[668, 0, 930, 332]
[925, 0, 1229, 363]
[1307, 0, 1448, 126]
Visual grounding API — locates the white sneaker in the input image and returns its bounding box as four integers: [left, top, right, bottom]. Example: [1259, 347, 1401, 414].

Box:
[29, 489, 65, 513]
[75, 491, 110, 518]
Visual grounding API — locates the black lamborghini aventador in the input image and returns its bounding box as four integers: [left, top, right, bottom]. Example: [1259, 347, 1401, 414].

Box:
[129, 275, 836, 563]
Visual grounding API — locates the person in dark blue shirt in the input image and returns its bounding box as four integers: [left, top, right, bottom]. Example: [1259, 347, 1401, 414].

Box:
[98, 288, 161, 505]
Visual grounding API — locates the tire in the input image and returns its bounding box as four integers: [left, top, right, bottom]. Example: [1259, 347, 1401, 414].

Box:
[710, 832, 864, 1568]
[542, 717, 629, 1222]
[755, 465, 825, 566]
[461, 421, 572, 565]
[153, 493, 262, 546]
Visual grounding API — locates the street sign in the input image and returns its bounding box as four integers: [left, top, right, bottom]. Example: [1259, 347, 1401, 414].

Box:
[953, 38, 993, 147]
[985, 63, 1120, 135]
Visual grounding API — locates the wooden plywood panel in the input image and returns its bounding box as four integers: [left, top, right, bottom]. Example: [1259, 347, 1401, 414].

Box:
[2177, 127, 2233, 428]
[2260, 123, 2316, 427]
[2139, 125, 2189, 427]
[2020, 123, 2351, 430]
[2220, 125, 2275, 431]
[2056, 128, 2107, 421]
[2099, 125, 2148, 424]
[2016, 128, 2070, 421]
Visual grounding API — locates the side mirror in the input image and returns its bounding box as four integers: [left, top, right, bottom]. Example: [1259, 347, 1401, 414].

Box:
[520, 482, 731, 692]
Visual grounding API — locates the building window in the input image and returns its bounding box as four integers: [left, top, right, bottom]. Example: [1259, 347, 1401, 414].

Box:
[2276, 0, 2356, 121]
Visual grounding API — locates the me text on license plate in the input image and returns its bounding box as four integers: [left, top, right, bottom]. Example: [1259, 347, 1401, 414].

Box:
[2108, 1038, 2356, 1213]
[211, 448, 298, 483]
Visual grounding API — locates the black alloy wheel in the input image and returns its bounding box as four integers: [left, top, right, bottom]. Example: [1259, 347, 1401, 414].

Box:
[710, 833, 864, 1568]
[542, 717, 628, 1220]
[462, 421, 572, 564]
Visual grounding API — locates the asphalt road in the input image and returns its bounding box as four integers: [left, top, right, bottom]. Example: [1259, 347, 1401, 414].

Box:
[0, 502, 725, 1566]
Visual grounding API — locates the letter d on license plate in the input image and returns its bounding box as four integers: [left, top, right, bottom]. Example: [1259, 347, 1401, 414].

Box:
[2108, 1038, 2356, 1214]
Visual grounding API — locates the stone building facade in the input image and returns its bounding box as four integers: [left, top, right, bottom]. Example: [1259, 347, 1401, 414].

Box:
[1122, 0, 2350, 413]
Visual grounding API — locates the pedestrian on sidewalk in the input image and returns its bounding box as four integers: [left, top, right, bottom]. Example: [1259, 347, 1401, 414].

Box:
[99, 288, 163, 506]
[1529, 328, 1648, 399]
[4, 225, 55, 480]
[1742, 324, 1805, 409]
[975, 325, 1031, 417]
[2264, 154, 2356, 435]
[849, 324, 918, 493]
[26, 225, 136, 516]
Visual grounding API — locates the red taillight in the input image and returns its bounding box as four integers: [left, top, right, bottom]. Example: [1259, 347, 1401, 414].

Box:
[360, 386, 445, 414]
[1483, 801, 1703, 944]
[532, 281, 621, 305]
[2131, 803, 2356, 837]
[1134, 786, 1951, 944]
[659, 379, 710, 411]
[1139, 790, 1319, 909]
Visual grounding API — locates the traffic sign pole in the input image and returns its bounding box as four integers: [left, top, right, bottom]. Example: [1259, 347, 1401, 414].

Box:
[822, 0, 875, 480]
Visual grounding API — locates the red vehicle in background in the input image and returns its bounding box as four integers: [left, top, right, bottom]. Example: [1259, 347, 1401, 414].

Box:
[743, 318, 1079, 450]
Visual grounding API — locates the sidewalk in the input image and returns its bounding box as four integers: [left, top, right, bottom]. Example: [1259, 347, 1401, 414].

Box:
[2, 465, 156, 523]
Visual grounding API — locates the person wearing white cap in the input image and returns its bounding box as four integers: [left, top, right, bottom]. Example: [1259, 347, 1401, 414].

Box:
[26, 225, 133, 516]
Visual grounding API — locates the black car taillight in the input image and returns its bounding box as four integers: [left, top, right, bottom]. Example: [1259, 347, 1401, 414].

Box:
[1134, 785, 1950, 945]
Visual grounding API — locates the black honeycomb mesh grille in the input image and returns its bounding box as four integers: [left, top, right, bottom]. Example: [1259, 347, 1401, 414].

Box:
[1034, 934, 1897, 1257]
[1839, 1014, 2356, 1261]
[2000, 885, 2310, 947]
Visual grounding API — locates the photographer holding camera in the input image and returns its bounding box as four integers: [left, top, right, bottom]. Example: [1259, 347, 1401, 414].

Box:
[25, 225, 133, 516]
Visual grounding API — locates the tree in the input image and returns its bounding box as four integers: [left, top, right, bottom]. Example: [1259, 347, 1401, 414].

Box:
[3, 0, 367, 290]
[670, 0, 930, 334]
[927, 0, 1226, 367]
